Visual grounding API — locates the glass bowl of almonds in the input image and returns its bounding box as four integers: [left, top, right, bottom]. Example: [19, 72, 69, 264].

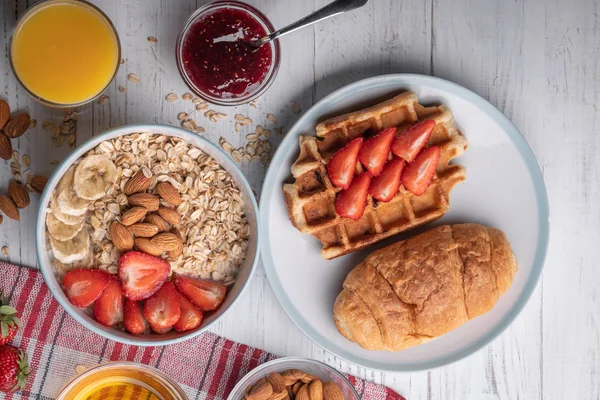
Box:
[228, 358, 359, 400]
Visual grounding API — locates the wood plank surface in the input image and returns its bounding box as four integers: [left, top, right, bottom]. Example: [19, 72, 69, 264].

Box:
[0, 0, 598, 398]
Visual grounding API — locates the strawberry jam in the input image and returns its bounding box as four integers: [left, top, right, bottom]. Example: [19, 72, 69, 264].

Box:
[181, 8, 272, 99]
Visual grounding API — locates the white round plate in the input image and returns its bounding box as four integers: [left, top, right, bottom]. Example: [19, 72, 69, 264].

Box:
[260, 74, 549, 371]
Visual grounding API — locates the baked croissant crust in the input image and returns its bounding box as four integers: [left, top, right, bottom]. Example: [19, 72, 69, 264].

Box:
[333, 223, 518, 351]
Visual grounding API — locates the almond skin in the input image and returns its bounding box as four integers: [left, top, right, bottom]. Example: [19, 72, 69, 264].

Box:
[109, 221, 134, 251]
[156, 182, 182, 206]
[0, 132, 12, 161]
[295, 385, 310, 400]
[0, 195, 19, 220]
[322, 383, 343, 400]
[134, 238, 164, 257]
[128, 223, 159, 238]
[247, 381, 273, 400]
[123, 171, 151, 195]
[4, 113, 30, 139]
[121, 207, 148, 226]
[267, 373, 286, 394]
[167, 227, 183, 258]
[8, 182, 30, 209]
[0, 100, 9, 129]
[307, 380, 323, 400]
[157, 206, 180, 225]
[30, 175, 48, 193]
[150, 232, 180, 251]
[145, 213, 170, 232]
[128, 193, 160, 211]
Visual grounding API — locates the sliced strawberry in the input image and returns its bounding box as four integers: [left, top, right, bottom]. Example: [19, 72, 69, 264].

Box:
[391, 120, 436, 162]
[151, 325, 172, 334]
[173, 291, 203, 332]
[173, 275, 227, 312]
[401, 146, 441, 196]
[357, 127, 396, 176]
[327, 137, 363, 189]
[334, 172, 372, 220]
[123, 299, 148, 335]
[94, 276, 123, 327]
[62, 269, 110, 308]
[368, 158, 405, 202]
[118, 251, 170, 300]
[142, 282, 180, 331]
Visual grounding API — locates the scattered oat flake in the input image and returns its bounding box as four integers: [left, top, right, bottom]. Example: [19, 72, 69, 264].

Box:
[182, 93, 193, 100]
[266, 114, 277, 124]
[42, 120, 55, 130]
[22, 155, 31, 167]
[290, 100, 302, 113]
[165, 93, 178, 102]
[246, 133, 258, 141]
[98, 95, 109, 105]
[192, 97, 203, 105]
[195, 103, 208, 111]
[235, 122, 241, 132]
[30, 119, 37, 128]
[75, 365, 87, 374]
[127, 73, 141, 83]
[235, 114, 246, 121]
[119, 85, 126, 92]
[1, 246, 8, 257]
[147, 36, 158, 43]
[178, 112, 189, 121]
[120, 59, 126, 64]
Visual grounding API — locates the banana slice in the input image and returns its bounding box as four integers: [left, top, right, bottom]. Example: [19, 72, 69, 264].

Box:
[46, 213, 85, 241]
[50, 194, 87, 225]
[73, 155, 118, 200]
[49, 228, 90, 264]
[56, 166, 90, 216]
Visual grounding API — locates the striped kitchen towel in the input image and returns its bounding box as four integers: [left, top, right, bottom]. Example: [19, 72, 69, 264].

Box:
[0, 262, 405, 400]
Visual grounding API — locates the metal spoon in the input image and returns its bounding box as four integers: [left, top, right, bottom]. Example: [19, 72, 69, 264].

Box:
[247, 0, 370, 48]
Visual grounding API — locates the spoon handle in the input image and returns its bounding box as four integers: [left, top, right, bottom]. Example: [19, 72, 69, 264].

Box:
[256, 0, 369, 46]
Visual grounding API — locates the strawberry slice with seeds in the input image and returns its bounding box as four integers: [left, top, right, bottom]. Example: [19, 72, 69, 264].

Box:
[368, 158, 405, 202]
[391, 120, 436, 162]
[357, 127, 396, 176]
[94, 276, 123, 327]
[327, 137, 363, 189]
[401, 146, 441, 196]
[118, 251, 170, 300]
[173, 275, 227, 312]
[142, 282, 180, 331]
[62, 269, 110, 308]
[173, 291, 203, 332]
[123, 299, 148, 335]
[334, 172, 372, 220]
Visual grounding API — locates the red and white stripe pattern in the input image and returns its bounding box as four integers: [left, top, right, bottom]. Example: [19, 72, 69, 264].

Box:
[0, 263, 405, 400]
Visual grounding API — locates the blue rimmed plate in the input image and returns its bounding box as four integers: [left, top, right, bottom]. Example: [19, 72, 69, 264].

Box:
[259, 74, 549, 371]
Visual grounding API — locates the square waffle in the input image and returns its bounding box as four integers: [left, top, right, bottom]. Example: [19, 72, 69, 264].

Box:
[283, 92, 468, 260]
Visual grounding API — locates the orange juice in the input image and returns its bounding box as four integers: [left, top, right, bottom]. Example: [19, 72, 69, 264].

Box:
[10, 0, 120, 106]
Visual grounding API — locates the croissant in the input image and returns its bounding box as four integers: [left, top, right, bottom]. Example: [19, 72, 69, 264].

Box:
[333, 224, 517, 351]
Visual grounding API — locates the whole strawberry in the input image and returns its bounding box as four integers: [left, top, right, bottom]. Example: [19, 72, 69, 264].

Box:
[0, 293, 21, 346]
[0, 345, 29, 392]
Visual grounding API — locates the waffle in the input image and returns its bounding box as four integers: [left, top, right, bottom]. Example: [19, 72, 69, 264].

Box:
[283, 92, 468, 260]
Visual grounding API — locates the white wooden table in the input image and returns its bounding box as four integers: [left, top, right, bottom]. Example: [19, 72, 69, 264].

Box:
[1, 0, 598, 398]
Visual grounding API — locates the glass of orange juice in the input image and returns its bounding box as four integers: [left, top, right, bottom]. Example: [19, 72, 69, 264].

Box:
[57, 361, 188, 400]
[9, 0, 120, 108]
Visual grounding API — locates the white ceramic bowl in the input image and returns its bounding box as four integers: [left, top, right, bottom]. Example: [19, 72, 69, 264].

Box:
[227, 358, 359, 400]
[36, 124, 260, 346]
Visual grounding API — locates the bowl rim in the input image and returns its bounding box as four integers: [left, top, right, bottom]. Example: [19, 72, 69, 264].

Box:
[259, 73, 550, 372]
[36, 123, 261, 346]
[226, 357, 360, 400]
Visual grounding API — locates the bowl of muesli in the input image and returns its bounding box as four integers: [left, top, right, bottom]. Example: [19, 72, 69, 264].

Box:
[35, 124, 259, 345]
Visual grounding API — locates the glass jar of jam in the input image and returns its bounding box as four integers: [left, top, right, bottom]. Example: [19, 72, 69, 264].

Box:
[176, 1, 280, 106]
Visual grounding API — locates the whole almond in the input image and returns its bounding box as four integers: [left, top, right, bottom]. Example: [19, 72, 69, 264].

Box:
[8, 182, 30, 208]
[292, 383, 303, 396]
[283, 370, 307, 386]
[0, 195, 19, 220]
[270, 392, 288, 400]
[109, 221, 133, 251]
[322, 383, 343, 400]
[0, 100, 9, 129]
[145, 213, 170, 232]
[300, 374, 316, 384]
[167, 227, 183, 258]
[128, 223, 159, 238]
[150, 232, 180, 251]
[128, 193, 160, 211]
[295, 384, 310, 400]
[31, 175, 48, 193]
[0, 132, 12, 160]
[123, 171, 151, 195]
[121, 207, 148, 226]
[247, 381, 273, 400]
[307, 380, 323, 400]
[156, 182, 182, 206]
[4, 113, 30, 139]
[157, 206, 180, 225]
[267, 373, 286, 394]
[134, 238, 164, 257]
